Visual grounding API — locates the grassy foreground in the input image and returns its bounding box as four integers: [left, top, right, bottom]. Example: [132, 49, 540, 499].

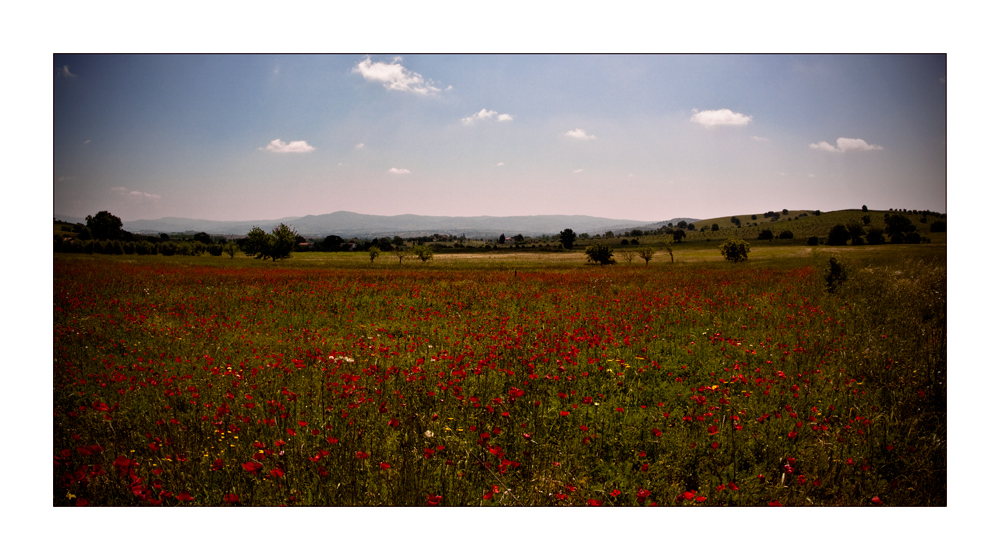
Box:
[53, 246, 945, 506]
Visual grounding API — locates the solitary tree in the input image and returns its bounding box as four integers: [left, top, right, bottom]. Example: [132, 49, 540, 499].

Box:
[584, 243, 615, 265]
[85, 211, 124, 240]
[638, 246, 656, 266]
[413, 244, 433, 262]
[672, 228, 687, 243]
[193, 232, 212, 244]
[223, 241, 237, 259]
[242, 223, 298, 261]
[719, 238, 750, 263]
[369, 245, 381, 263]
[827, 225, 851, 246]
[559, 229, 577, 250]
[392, 246, 411, 264]
[619, 248, 636, 264]
[758, 229, 774, 241]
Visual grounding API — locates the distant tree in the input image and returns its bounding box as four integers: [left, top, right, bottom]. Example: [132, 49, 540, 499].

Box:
[638, 246, 656, 266]
[243, 223, 298, 261]
[862, 205, 868, 212]
[223, 241, 237, 259]
[392, 246, 412, 264]
[369, 245, 381, 263]
[85, 211, 124, 240]
[677, 221, 687, 229]
[687, 223, 695, 231]
[847, 223, 866, 245]
[631, 229, 643, 237]
[711, 223, 720, 232]
[513, 234, 525, 244]
[160, 233, 170, 241]
[672, 229, 687, 243]
[621, 239, 630, 245]
[866, 228, 885, 245]
[807, 236, 819, 246]
[619, 248, 636, 264]
[498, 233, 506, 244]
[559, 229, 577, 250]
[392, 235, 406, 248]
[813, 210, 821, 216]
[579, 232, 590, 240]
[929, 221, 946, 233]
[862, 215, 871, 226]
[884, 214, 916, 237]
[750, 215, 757, 220]
[193, 232, 212, 244]
[782, 209, 789, 215]
[604, 231, 614, 239]
[78, 227, 92, 241]
[585, 243, 615, 265]
[758, 229, 774, 241]
[413, 244, 433, 262]
[778, 230, 794, 240]
[827, 225, 851, 246]
[719, 238, 750, 263]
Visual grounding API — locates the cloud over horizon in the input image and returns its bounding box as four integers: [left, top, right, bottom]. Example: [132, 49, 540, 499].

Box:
[55, 65, 76, 78]
[809, 137, 883, 153]
[353, 56, 445, 95]
[262, 139, 315, 153]
[563, 128, 596, 140]
[388, 168, 411, 174]
[690, 108, 752, 128]
[462, 108, 513, 125]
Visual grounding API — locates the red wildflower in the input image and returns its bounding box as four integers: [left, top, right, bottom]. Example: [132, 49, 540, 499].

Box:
[211, 458, 224, 471]
[871, 496, 882, 505]
[242, 461, 263, 474]
[224, 493, 240, 504]
[380, 462, 391, 470]
[560, 410, 569, 417]
[695, 496, 707, 503]
[269, 467, 285, 478]
[610, 489, 621, 498]
[587, 499, 603, 506]
[286, 428, 296, 437]
[636, 488, 651, 503]
[641, 463, 649, 472]
[355, 451, 369, 460]
[787, 431, 797, 439]
[427, 494, 443, 506]
[176, 491, 194, 502]
[769, 501, 783, 506]
[682, 490, 696, 501]
[579, 425, 589, 432]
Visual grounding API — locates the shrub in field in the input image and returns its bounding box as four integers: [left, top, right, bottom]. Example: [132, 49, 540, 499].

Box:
[758, 229, 774, 241]
[160, 242, 177, 256]
[905, 232, 922, 244]
[585, 243, 615, 265]
[719, 238, 750, 262]
[847, 223, 866, 245]
[778, 230, 793, 240]
[825, 257, 848, 292]
[866, 228, 886, 245]
[807, 236, 819, 246]
[207, 244, 224, 256]
[930, 221, 946, 233]
[827, 225, 851, 246]
[369, 246, 381, 263]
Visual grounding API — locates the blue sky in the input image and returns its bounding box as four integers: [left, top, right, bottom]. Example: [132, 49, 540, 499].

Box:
[53, 54, 947, 222]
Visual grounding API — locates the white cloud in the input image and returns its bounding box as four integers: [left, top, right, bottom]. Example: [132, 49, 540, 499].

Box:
[497, 162, 504, 166]
[355, 142, 365, 150]
[690, 109, 752, 128]
[809, 137, 883, 153]
[353, 56, 443, 95]
[83, 139, 90, 144]
[262, 139, 315, 153]
[388, 168, 411, 174]
[462, 108, 512, 125]
[572, 169, 584, 174]
[112, 186, 160, 200]
[55, 65, 76, 78]
[563, 128, 596, 140]
[751, 135, 768, 141]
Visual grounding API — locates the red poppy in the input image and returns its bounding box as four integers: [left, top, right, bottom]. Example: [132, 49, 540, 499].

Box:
[355, 451, 369, 460]
[242, 461, 263, 474]
[269, 467, 285, 478]
[683, 490, 696, 501]
[176, 491, 194, 502]
[211, 458, 224, 471]
[610, 489, 621, 498]
[695, 496, 707, 503]
[580, 425, 589, 431]
[768, 501, 783, 507]
[641, 463, 649, 472]
[636, 488, 651, 502]
[560, 410, 569, 417]
[286, 428, 296, 437]
[587, 499, 603, 506]
[224, 493, 240, 504]
[871, 496, 882, 505]
[427, 494, 443, 506]
[380, 462, 391, 470]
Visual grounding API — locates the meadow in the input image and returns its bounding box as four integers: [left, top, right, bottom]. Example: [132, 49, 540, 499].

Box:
[53, 243, 946, 506]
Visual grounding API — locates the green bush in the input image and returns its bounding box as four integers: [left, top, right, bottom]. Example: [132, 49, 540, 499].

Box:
[827, 225, 851, 246]
[807, 236, 819, 246]
[585, 243, 615, 265]
[824, 257, 847, 293]
[719, 238, 750, 263]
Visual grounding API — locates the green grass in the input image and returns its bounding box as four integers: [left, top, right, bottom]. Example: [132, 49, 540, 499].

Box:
[53, 243, 946, 506]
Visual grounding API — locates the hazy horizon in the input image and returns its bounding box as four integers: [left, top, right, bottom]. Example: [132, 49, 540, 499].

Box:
[54, 55, 947, 223]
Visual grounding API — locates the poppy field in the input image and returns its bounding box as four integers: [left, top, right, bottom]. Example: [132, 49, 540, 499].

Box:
[53, 248, 946, 506]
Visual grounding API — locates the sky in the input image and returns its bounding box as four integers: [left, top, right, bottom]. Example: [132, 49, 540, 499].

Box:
[52, 54, 946, 223]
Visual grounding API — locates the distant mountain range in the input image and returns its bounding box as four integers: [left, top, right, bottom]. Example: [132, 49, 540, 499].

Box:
[55, 211, 700, 239]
